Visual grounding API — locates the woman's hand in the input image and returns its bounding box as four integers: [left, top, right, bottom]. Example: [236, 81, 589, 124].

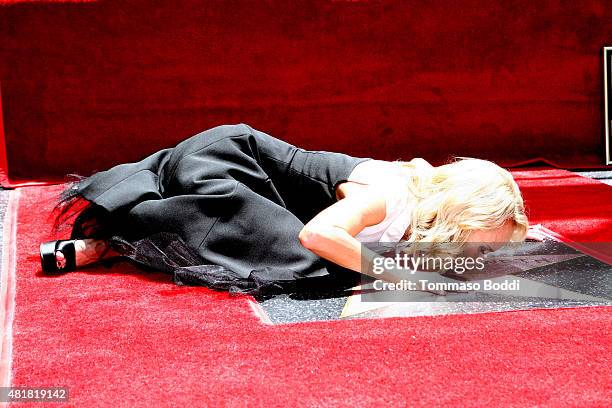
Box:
[299, 173, 469, 299]
[298, 185, 468, 297]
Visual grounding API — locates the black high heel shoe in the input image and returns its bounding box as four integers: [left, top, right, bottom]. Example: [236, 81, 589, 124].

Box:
[40, 240, 77, 273]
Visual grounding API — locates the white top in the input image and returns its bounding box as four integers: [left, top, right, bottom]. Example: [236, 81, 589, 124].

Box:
[347, 160, 412, 243]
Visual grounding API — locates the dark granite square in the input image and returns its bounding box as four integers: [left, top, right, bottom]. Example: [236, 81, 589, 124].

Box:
[254, 234, 612, 324]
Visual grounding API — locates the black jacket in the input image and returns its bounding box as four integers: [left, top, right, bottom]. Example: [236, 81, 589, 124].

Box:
[70, 123, 372, 293]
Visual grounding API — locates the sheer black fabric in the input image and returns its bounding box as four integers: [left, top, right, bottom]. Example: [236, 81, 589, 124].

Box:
[106, 232, 294, 296]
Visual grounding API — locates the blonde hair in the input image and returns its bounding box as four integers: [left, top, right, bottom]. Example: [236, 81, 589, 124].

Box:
[396, 157, 529, 258]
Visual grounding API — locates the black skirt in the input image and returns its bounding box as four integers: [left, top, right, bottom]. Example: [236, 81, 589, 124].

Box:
[60, 123, 372, 296]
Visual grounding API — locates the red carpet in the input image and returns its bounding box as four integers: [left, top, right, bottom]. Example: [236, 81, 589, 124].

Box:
[513, 168, 612, 242]
[1, 168, 610, 406]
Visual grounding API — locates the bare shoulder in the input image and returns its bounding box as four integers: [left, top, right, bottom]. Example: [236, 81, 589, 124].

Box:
[335, 160, 402, 200]
[348, 159, 397, 183]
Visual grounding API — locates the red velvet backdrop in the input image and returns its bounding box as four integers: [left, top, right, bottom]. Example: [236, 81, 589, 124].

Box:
[0, 0, 609, 182]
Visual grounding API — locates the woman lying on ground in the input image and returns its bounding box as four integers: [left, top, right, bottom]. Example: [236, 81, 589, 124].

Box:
[41, 123, 529, 295]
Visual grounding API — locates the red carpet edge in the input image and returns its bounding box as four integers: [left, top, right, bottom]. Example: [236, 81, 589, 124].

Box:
[0, 189, 19, 402]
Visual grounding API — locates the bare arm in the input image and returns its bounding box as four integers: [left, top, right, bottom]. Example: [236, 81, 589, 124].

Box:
[299, 185, 383, 274]
[299, 184, 416, 283]
[299, 179, 461, 291]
